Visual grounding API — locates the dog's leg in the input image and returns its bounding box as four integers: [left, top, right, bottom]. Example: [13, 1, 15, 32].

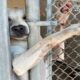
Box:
[11, 40, 28, 80]
[19, 73, 28, 80]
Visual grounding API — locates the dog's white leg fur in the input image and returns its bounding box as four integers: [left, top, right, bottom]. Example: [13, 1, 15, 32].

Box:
[11, 40, 28, 80]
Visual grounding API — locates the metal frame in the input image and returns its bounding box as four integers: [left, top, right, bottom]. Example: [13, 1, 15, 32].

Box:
[25, 0, 57, 80]
[26, 0, 41, 80]
[0, 0, 12, 80]
[26, 0, 46, 80]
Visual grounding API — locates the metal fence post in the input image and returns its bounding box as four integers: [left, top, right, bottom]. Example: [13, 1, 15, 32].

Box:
[46, 0, 52, 58]
[46, 0, 53, 80]
[25, 0, 45, 80]
[26, 0, 41, 47]
[0, 0, 12, 80]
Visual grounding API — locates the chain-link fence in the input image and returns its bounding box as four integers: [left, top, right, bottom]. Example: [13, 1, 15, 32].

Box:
[40, 0, 80, 80]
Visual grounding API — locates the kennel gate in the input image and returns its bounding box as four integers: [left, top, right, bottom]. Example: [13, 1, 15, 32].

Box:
[21, 0, 80, 80]
[0, 0, 80, 80]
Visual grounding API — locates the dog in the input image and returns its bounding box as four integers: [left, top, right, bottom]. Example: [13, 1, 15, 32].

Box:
[8, 8, 30, 80]
[8, 8, 30, 57]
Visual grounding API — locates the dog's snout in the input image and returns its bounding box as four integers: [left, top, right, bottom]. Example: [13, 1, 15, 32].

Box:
[12, 25, 26, 32]
[11, 25, 28, 37]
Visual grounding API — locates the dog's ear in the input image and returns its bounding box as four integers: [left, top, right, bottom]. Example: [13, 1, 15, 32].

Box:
[8, 8, 25, 20]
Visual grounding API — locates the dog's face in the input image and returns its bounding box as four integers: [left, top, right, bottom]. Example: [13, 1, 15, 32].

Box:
[8, 9, 30, 40]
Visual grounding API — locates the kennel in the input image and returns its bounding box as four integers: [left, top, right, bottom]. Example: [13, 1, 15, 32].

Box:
[0, 0, 80, 80]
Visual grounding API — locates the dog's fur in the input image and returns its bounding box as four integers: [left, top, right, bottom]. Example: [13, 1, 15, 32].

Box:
[8, 8, 30, 57]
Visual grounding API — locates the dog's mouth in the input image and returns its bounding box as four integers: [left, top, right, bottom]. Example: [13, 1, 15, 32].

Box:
[10, 34, 29, 40]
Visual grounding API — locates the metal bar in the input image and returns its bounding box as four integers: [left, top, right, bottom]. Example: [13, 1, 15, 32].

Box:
[0, 0, 12, 80]
[47, 0, 53, 34]
[28, 21, 57, 26]
[26, 0, 41, 47]
[46, 0, 53, 80]
[26, 0, 46, 80]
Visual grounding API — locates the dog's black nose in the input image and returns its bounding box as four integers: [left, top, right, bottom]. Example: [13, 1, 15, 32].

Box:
[12, 25, 27, 37]
[12, 25, 26, 32]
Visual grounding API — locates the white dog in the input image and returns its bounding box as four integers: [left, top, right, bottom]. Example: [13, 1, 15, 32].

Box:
[8, 9, 30, 80]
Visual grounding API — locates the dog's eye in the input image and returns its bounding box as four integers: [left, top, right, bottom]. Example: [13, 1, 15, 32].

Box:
[8, 18, 11, 22]
[8, 18, 12, 26]
[23, 16, 26, 20]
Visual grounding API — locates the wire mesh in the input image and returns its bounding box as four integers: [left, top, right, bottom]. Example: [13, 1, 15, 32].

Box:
[40, 0, 80, 80]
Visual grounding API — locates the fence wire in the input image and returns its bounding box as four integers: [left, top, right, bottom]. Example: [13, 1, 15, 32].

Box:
[40, 0, 80, 80]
